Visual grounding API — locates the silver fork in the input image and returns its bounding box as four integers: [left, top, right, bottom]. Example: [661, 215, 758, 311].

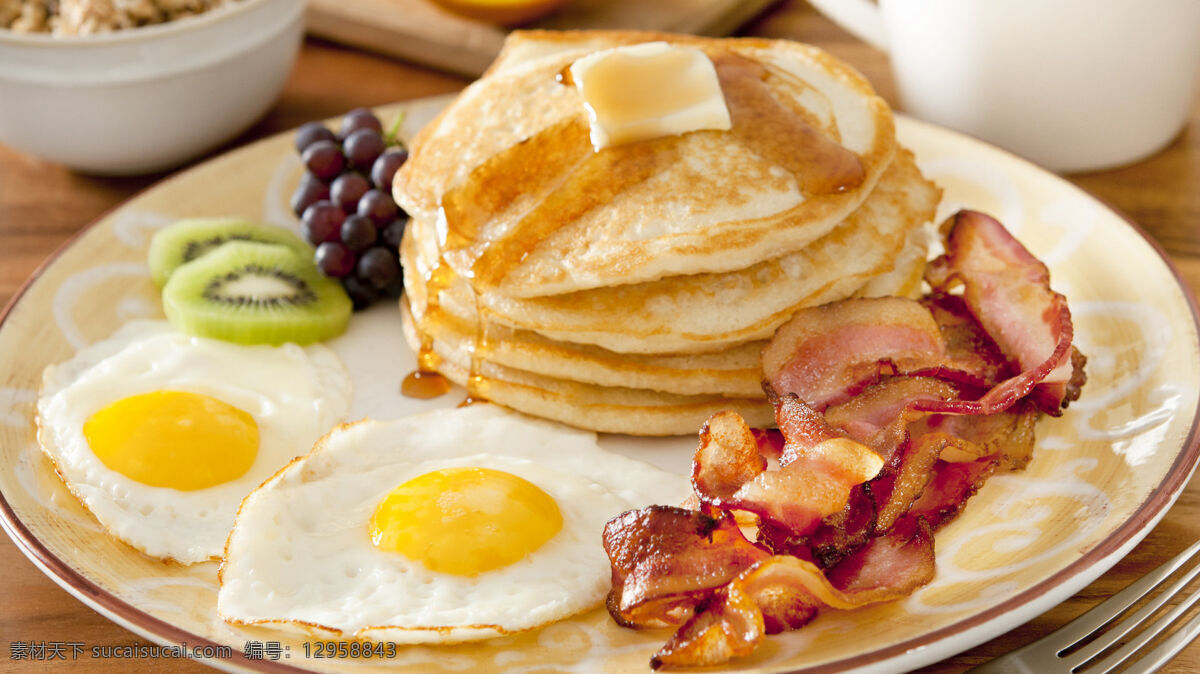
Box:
[969, 539, 1200, 673]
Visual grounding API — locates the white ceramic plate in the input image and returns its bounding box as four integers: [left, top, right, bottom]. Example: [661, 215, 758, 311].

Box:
[1, 96, 1198, 673]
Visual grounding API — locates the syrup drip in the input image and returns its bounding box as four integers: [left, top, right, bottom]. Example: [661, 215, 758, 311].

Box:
[711, 52, 865, 195]
[402, 246, 457, 401]
[468, 301, 495, 404]
[555, 65, 575, 86]
[401, 369, 451, 399]
[416, 331, 439, 372]
[402, 237, 495, 403]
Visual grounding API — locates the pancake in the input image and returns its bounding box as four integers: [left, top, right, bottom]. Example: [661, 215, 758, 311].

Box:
[404, 149, 939, 355]
[393, 30, 896, 298]
[400, 297, 773, 436]
[402, 252, 764, 397]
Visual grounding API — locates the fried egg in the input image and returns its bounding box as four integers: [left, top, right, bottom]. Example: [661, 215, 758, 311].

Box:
[217, 403, 691, 643]
[36, 320, 352, 564]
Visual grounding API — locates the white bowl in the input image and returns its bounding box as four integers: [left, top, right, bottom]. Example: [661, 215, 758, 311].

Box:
[0, 0, 304, 175]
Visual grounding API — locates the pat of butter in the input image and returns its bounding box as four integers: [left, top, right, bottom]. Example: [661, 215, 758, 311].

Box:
[570, 42, 732, 151]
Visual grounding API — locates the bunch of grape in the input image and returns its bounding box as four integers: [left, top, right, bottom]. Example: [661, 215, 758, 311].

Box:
[291, 107, 410, 310]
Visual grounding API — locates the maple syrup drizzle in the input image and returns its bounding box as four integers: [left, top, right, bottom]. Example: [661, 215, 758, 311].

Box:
[402, 242, 458, 400]
[401, 369, 451, 399]
[440, 117, 591, 254]
[402, 233, 496, 404]
[711, 52, 865, 195]
[441, 117, 681, 291]
[457, 396, 487, 408]
[466, 294, 493, 405]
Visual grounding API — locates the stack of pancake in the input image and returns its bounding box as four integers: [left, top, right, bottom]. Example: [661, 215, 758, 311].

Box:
[393, 30, 941, 436]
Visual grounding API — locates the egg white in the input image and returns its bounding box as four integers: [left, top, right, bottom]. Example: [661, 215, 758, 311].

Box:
[36, 320, 352, 564]
[217, 403, 692, 642]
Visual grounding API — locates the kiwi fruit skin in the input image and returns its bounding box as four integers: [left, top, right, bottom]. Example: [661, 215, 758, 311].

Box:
[162, 241, 351, 346]
[149, 218, 314, 287]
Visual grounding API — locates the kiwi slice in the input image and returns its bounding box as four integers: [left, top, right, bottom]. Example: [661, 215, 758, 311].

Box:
[148, 217, 313, 287]
[162, 241, 351, 346]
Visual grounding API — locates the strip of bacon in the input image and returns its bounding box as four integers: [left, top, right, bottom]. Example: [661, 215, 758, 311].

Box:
[751, 427, 785, 461]
[912, 400, 1039, 469]
[651, 519, 935, 669]
[693, 396, 885, 537]
[648, 581, 767, 670]
[604, 505, 769, 629]
[907, 458, 997, 530]
[824, 377, 958, 455]
[795, 482, 877, 568]
[762, 297, 947, 411]
[820, 378, 958, 533]
[692, 411, 766, 502]
[924, 210, 1078, 414]
[922, 293, 1011, 387]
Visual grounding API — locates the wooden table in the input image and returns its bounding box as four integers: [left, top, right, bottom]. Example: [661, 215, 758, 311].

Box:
[2, 1, 1198, 671]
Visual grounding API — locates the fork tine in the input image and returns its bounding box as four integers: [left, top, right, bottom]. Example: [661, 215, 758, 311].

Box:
[1053, 539, 1200, 652]
[1122, 601, 1200, 674]
[968, 539, 1200, 673]
[1062, 555, 1200, 670]
[1082, 582, 1200, 673]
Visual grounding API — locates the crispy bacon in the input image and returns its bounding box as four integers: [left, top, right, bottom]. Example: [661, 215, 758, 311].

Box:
[795, 482, 877, 568]
[604, 505, 769, 628]
[750, 427, 785, 460]
[649, 581, 766, 669]
[913, 400, 1039, 469]
[694, 396, 885, 536]
[604, 210, 1087, 669]
[692, 411, 766, 501]
[907, 458, 997, 529]
[924, 210, 1078, 414]
[651, 519, 935, 669]
[762, 297, 947, 411]
[824, 377, 958, 455]
[922, 293, 1010, 387]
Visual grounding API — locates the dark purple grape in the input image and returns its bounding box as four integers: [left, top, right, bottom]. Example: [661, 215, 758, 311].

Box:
[330, 172, 370, 213]
[294, 122, 336, 154]
[341, 215, 377, 252]
[339, 107, 383, 139]
[371, 149, 409, 190]
[357, 189, 398, 227]
[381, 275, 405, 299]
[358, 246, 401, 289]
[315, 241, 356, 278]
[301, 200, 345, 245]
[302, 139, 344, 181]
[380, 217, 408, 249]
[341, 275, 379, 311]
[343, 129, 385, 170]
[290, 172, 330, 217]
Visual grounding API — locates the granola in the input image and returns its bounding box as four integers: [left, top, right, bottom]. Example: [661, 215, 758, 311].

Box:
[1, 0, 238, 35]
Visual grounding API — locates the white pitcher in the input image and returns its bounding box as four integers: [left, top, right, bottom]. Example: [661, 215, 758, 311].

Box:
[806, 0, 1200, 172]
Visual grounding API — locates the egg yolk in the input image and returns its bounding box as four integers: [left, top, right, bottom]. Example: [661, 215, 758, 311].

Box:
[82, 391, 259, 491]
[370, 467, 563, 576]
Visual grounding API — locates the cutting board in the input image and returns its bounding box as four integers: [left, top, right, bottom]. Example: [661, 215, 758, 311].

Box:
[306, 0, 779, 77]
